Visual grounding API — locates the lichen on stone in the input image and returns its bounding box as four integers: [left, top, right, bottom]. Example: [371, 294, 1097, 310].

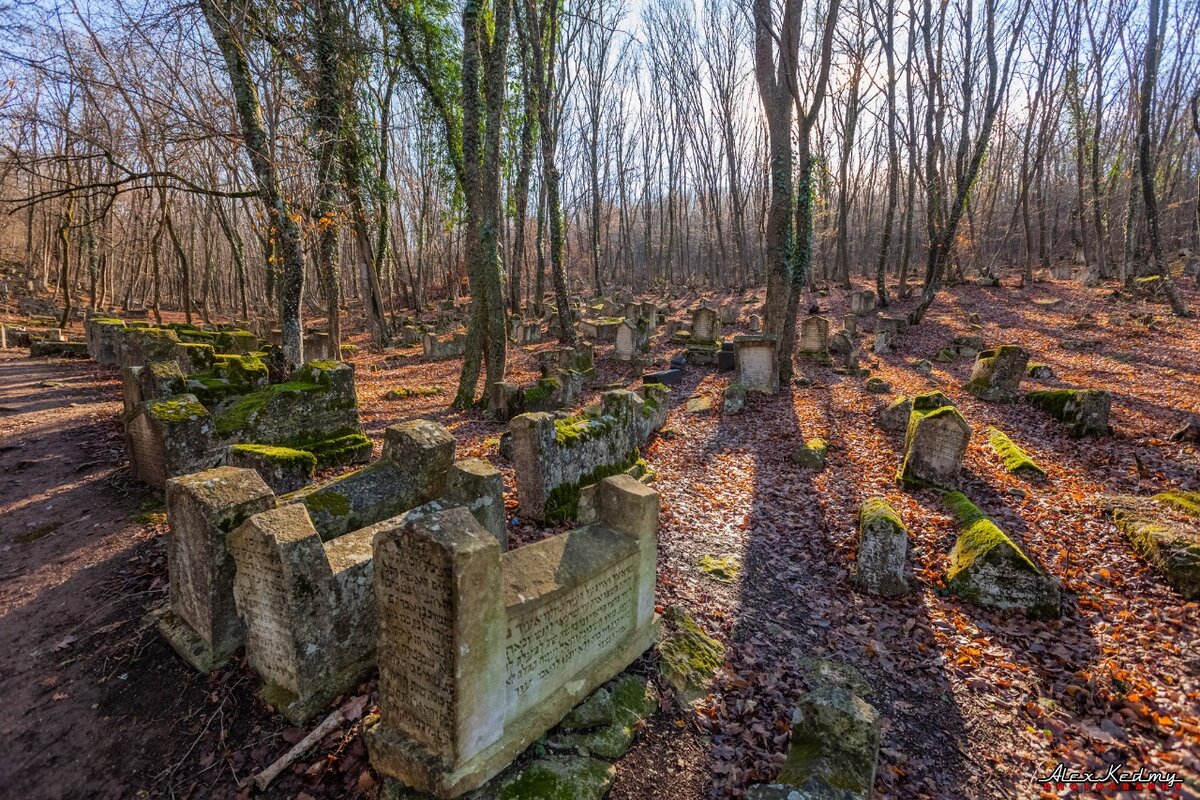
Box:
[987, 426, 1046, 478]
[697, 554, 741, 582]
[658, 606, 724, 703]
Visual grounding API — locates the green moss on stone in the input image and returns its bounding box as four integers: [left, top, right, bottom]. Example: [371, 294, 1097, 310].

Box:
[384, 385, 443, 400]
[147, 397, 206, 423]
[524, 377, 561, 406]
[301, 488, 351, 518]
[214, 379, 324, 435]
[544, 449, 640, 524]
[658, 607, 724, 702]
[231, 443, 317, 470]
[987, 426, 1046, 478]
[1153, 491, 1200, 517]
[860, 497, 905, 533]
[944, 491, 1041, 580]
[697, 554, 741, 582]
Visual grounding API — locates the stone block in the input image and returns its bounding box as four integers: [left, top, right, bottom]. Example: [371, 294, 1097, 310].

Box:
[230, 504, 377, 723]
[1025, 389, 1111, 438]
[366, 477, 659, 798]
[153, 467, 276, 671]
[733, 336, 778, 393]
[229, 444, 316, 494]
[643, 368, 682, 386]
[510, 391, 667, 523]
[850, 290, 877, 316]
[126, 394, 221, 489]
[851, 499, 909, 597]
[966, 345, 1029, 403]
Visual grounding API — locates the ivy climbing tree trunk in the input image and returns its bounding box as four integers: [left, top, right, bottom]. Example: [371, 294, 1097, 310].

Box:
[200, 0, 306, 366]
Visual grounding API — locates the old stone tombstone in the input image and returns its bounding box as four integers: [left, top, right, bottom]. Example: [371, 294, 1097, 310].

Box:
[966, 345, 1029, 403]
[365, 476, 660, 798]
[843, 313, 857, 337]
[510, 389, 669, 523]
[897, 398, 971, 488]
[423, 332, 467, 360]
[850, 290, 877, 316]
[876, 315, 907, 339]
[749, 314, 763, 333]
[691, 306, 720, 343]
[733, 336, 779, 394]
[798, 316, 831, 363]
[614, 321, 648, 361]
[151, 467, 277, 672]
[851, 499, 910, 597]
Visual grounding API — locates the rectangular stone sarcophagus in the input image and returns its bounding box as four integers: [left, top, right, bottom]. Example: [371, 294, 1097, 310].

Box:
[509, 388, 668, 523]
[366, 475, 659, 799]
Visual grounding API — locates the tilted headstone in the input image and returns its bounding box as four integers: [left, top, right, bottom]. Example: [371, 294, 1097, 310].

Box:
[733, 336, 779, 394]
[965, 345, 1029, 403]
[896, 396, 971, 488]
[229, 451, 504, 723]
[150, 467, 277, 672]
[366, 476, 659, 798]
[798, 316, 831, 363]
[850, 290, 877, 316]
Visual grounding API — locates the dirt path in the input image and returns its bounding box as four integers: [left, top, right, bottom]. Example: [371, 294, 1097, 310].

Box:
[0, 353, 169, 797]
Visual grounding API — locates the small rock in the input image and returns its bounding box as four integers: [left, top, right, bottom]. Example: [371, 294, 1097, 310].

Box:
[791, 438, 828, 470]
[864, 377, 890, 394]
[910, 359, 933, 375]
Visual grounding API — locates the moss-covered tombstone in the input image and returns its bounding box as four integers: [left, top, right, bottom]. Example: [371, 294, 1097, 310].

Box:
[852, 498, 910, 597]
[966, 345, 1030, 403]
[1025, 388, 1112, 438]
[510, 389, 669, 523]
[987, 426, 1046, 479]
[943, 492, 1061, 618]
[1107, 492, 1200, 599]
[897, 397, 970, 489]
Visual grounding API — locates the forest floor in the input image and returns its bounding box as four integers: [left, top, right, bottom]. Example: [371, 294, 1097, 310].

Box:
[1, 276, 1198, 800]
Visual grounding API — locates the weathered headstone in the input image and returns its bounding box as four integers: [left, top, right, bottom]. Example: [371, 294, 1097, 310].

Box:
[896, 396, 971, 488]
[1025, 389, 1111, 438]
[943, 492, 1061, 618]
[966, 345, 1029, 402]
[614, 320, 649, 361]
[798, 316, 831, 363]
[151, 467, 276, 671]
[366, 476, 659, 798]
[850, 290, 877, 316]
[851, 499, 910, 597]
[510, 389, 669, 523]
[423, 332, 467, 360]
[733, 336, 779, 394]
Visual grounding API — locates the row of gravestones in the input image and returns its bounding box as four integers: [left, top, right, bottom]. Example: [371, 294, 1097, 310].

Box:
[855, 337, 1115, 618]
[155, 408, 667, 797]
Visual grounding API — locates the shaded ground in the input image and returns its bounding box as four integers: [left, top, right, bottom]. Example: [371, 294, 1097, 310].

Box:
[1, 275, 1198, 799]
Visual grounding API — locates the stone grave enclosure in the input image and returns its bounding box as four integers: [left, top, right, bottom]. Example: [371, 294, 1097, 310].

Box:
[510, 387, 670, 523]
[366, 474, 660, 798]
[153, 420, 504, 724]
[124, 360, 370, 490]
[489, 368, 584, 422]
